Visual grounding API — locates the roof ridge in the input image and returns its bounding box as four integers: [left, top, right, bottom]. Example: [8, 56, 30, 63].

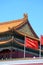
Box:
[0, 19, 23, 25]
[0, 14, 28, 25]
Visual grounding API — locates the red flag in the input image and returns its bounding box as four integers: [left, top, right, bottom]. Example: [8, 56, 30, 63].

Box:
[25, 37, 38, 50]
[40, 35, 43, 45]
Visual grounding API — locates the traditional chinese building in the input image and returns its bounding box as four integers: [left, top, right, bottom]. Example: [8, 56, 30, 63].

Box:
[0, 14, 43, 59]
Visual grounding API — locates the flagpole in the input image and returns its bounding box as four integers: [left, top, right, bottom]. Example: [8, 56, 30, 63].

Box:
[24, 35, 26, 58]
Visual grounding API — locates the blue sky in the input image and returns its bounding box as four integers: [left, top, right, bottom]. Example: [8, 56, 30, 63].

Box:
[0, 0, 43, 37]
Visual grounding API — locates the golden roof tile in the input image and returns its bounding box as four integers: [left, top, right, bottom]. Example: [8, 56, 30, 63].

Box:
[0, 14, 28, 33]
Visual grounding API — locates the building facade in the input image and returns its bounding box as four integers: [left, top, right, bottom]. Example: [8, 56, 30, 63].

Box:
[0, 14, 43, 59]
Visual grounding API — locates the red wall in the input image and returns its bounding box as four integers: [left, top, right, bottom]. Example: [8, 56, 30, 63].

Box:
[0, 50, 34, 59]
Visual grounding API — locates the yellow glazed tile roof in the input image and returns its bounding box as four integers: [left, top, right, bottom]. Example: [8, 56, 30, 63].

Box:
[0, 20, 24, 33]
[0, 14, 27, 33]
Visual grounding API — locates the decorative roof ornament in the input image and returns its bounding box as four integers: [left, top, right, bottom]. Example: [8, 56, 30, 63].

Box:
[23, 13, 28, 20]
